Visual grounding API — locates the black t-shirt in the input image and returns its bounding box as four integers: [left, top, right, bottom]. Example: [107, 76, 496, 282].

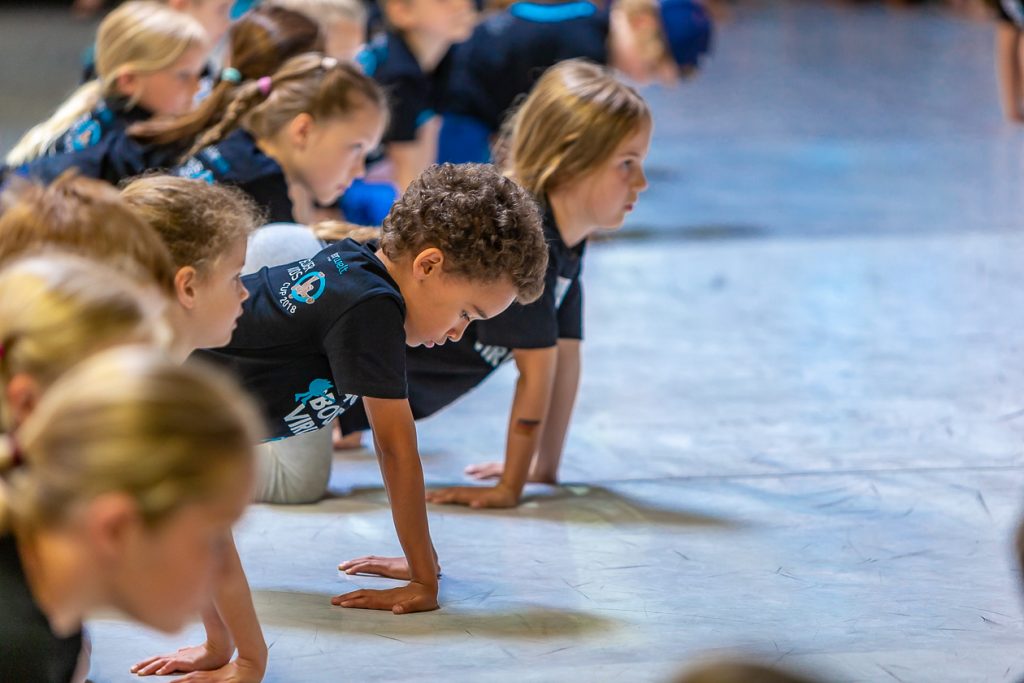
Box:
[11, 97, 183, 186]
[0, 534, 83, 683]
[998, 0, 1024, 25]
[172, 128, 295, 223]
[339, 205, 583, 432]
[442, 1, 609, 132]
[358, 31, 454, 144]
[195, 240, 409, 440]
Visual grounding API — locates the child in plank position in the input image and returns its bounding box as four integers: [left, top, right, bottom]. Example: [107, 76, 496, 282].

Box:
[0, 341, 260, 683]
[339, 60, 651, 545]
[6, 1, 209, 183]
[173, 53, 387, 225]
[438, 0, 709, 163]
[194, 162, 548, 613]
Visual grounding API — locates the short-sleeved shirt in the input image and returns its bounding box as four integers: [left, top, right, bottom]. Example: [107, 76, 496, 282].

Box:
[0, 534, 83, 683]
[442, 1, 609, 132]
[998, 0, 1024, 25]
[172, 128, 295, 223]
[11, 97, 183, 185]
[194, 239, 408, 440]
[339, 205, 584, 432]
[358, 31, 454, 143]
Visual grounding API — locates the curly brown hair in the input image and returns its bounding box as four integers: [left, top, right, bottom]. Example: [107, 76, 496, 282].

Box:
[380, 163, 548, 304]
[120, 175, 264, 275]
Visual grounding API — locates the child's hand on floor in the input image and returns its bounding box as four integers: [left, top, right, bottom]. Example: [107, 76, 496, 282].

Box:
[339, 555, 412, 580]
[163, 659, 265, 683]
[426, 484, 519, 509]
[331, 582, 438, 614]
[132, 641, 233, 677]
[463, 461, 504, 480]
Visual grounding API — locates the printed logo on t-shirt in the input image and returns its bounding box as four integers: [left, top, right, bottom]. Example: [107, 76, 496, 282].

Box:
[554, 276, 572, 308]
[289, 271, 327, 305]
[277, 258, 318, 314]
[474, 341, 510, 368]
[284, 378, 358, 436]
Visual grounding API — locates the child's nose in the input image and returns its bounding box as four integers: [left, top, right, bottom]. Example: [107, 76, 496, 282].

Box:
[448, 319, 470, 342]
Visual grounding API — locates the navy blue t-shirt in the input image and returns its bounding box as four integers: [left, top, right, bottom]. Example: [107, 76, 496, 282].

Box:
[339, 206, 583, 433]
[11, 97, 183, 186]
[172, 128, 295, 223]
[358, 31, 454, 143]
[195, 239, 408, 440]
[442, 1, 609, 132]
[0, 535, 83, 683]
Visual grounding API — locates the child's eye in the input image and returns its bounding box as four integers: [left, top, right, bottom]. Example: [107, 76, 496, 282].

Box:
[460, 310, 471, 321]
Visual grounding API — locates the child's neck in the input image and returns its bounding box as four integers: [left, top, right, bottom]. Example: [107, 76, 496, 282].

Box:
[547, 191, 594, 248]
[16, 530, 96, 637]
[399, 29, 451, 73]
[167, 307, 198, 362]
[253, 132, 315, 224]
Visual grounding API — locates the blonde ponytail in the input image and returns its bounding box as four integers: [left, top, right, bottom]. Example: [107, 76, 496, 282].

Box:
[5, 1, 206, 166]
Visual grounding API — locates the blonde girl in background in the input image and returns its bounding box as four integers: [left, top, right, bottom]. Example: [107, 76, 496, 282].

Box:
[6, 1, 209, 183]
[172, 53, 387, 227]
[0, 343, 261, 683]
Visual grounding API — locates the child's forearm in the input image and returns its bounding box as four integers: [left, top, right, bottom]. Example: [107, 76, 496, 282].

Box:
[499, 347, 559, 495]
[215, 535, 267, 671]
[996, 23, 1023, 120]
[201, 601, 233, 656]
[365, 398, 438, 588]
[533, 339, 581, 481]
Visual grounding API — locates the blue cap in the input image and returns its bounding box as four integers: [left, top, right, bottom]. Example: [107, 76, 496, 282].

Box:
[658, 0, 713, 70]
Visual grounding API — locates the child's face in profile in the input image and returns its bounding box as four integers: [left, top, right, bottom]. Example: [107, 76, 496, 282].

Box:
[101, 456, 253, 634]
[325, 17, 366, 62]
[292, 104, 385, 205]
[563, 119, 652, 233]
[391, 0, 477, 44]
[125, 44, 209, 116]
[401, 254, 518, 347]
[188, 0, 233, 46]
[187, 236, 250, 349]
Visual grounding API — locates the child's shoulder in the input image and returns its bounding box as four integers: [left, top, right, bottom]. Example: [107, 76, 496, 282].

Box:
[175, 129, 282, 185]
[51, 97, 147, 157]
[256, 239, 404, 320]
[357, 31, 425, 82]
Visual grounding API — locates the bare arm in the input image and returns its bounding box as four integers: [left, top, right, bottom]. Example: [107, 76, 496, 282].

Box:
[426, 346, 558, 508]
[996, 23, 1024, 122]
[331, 397, 439, 614]
[532, 339, 581, 483]
[386, 117, 441, 193]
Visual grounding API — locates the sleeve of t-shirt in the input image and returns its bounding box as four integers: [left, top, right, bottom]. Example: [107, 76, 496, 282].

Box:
[384, 77, 429, 143]
[557, 276, 583, 341]
[322, 294, 408, 399]
[475, 267, 559, 349]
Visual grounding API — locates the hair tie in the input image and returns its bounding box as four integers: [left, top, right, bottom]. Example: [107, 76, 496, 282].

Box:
[321, 56, 338, 70]
[257, 76, 273, 96]
[5, 436, 24, 470]
[220, 67, 242, 84]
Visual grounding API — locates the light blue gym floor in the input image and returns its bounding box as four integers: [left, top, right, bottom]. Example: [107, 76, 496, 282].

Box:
[3, 1, 1024, 681]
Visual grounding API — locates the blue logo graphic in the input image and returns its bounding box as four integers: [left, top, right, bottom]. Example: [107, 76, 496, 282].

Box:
[289, 271, 326, 304]
[294, 378, 334, 405]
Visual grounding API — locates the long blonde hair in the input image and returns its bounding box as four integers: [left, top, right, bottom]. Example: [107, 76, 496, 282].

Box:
[187, 52, 386, 157]
[5, 1, 207, 167]
[0, 254, 166, 431]
[0, 347, 261, 534]
[0, 171, 177, 293]
[501, 59, 651, 200]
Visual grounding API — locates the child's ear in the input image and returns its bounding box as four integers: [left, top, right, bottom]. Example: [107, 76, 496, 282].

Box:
[167, 0, 191, 11]
[4, 374, 41, 429]
[411, 247, 444, 280]
[287, 112, 316, 151]
[115, 72, 140, 99]
[85, 492, 142, 563]
[174, 266, 200, 310]
[626, 8, 661, 38]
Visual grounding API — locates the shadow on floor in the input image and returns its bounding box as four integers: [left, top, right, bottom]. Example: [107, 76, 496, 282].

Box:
[253, 589, 619, 641]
